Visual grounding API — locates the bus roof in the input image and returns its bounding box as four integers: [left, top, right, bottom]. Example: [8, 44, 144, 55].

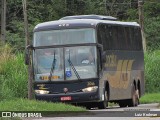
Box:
[60, 15, 117, 21]
[34, 18, 140, 32]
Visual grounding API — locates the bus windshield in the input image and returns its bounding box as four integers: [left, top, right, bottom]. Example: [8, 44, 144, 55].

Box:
[33, 28, 96, 46]
[34, 46, 97, 81]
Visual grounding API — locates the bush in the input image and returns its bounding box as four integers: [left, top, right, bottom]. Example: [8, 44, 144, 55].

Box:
[145, 50, 160, 93]
[0, 44, 28, 100]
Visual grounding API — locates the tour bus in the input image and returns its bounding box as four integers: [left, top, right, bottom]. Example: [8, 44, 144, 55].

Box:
[25, 15, 144, 109]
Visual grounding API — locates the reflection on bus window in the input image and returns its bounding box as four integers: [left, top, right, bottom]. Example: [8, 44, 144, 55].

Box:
[33, 28, 96, 46]
[34, 48, 64, 81]
[33, 46, 97, 81]
[65, 46, 97, 80]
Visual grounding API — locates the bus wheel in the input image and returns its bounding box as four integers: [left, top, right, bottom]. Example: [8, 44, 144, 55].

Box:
[98, 90, 108, 109]
[128, 85, 139, 107]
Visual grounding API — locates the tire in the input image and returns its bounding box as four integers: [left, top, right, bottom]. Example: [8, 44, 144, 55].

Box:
[98, 90, 108, 109]
[85, 104, 92, 110]
[128, 85, 139, 107]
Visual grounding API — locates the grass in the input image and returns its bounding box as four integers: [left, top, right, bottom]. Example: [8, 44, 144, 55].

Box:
[0, 118, 21, 120]
[140, 93, 160, 104]
[0, 98, 86, 111]
[0, 54, 28, 100]
[144, 50, 160, 93]
[0, 44, 28, 100]
[0, 99, 86, 118]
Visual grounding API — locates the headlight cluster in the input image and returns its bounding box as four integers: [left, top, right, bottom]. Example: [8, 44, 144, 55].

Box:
[35, 90, 49, 94]
[82, 86, 98, 92]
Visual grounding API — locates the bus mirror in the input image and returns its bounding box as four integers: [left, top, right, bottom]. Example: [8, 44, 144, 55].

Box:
[25, 45, 32, 65]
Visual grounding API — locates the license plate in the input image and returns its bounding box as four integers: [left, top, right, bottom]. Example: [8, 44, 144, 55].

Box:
[61, 96, 72, 101]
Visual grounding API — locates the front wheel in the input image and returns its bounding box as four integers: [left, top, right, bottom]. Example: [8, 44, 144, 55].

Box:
[98, 90, 108, 109]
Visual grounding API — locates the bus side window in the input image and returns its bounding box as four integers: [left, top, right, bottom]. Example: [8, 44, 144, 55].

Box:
[105, 25, 111, 50]
[103, 25, 108, 50]
[129, 27, 134, 50]
[112, 26, 118, 50]
[97, 25, 103, 45]
[98, 24, 112, 51]
[134, 28, 143, 50]
[117, 26, 124, 50]
[124, 27, 129, 50]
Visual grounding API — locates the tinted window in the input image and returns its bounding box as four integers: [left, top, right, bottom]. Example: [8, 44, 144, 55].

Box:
[98, 24, 143, 51]
[134, 28, 143, 50]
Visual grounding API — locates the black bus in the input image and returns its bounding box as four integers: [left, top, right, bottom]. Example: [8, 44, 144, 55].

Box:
[26, 15, 144, 109]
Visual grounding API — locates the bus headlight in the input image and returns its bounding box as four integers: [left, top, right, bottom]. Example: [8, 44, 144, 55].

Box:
[35, 90, 49, 94]
[82, 86, 98, 92]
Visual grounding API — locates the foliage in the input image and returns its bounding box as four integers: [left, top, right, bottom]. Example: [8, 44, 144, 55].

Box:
[126, 9, 138, 21]
[126, 0, 160, 50]
[0, 0, 160, 51]
[83, 0, 105, 15]
[0, 44, 28, 100]
[144, 17, 160, 50]
[145, 50, 160, 93]
[4, 0, 66, 51]
[143, 1, 160, 50]
[144, 0, 160, 18]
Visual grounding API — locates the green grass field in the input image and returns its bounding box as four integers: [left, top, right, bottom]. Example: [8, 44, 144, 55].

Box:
[140, 93, 160, 104]
[0, 98, 86, 111]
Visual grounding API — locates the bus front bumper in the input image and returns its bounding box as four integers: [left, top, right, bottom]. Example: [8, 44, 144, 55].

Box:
[35, 91, 99, 103]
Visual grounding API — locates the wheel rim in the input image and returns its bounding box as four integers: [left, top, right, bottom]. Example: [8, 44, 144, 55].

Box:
[104, 91, 108, 107]
[132, 88, 139, 106]
[135, 89, 139, 106]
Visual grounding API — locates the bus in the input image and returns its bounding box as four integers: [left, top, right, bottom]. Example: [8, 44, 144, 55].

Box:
[25, 15, 144, 109]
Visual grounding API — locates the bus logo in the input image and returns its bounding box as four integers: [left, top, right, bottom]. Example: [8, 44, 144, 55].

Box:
[106, 60, 134, 89]
[2, 112, 11, 117]
[63, 88, 68, 93]
[105, 54, 117, 67]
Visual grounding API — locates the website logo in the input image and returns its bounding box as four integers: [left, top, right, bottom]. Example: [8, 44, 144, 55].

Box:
[2, 112, 11, 117]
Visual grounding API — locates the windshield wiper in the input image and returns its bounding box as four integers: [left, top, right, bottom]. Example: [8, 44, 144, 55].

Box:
[49, 50, 56, 81]
[67, 50, 81, 80]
